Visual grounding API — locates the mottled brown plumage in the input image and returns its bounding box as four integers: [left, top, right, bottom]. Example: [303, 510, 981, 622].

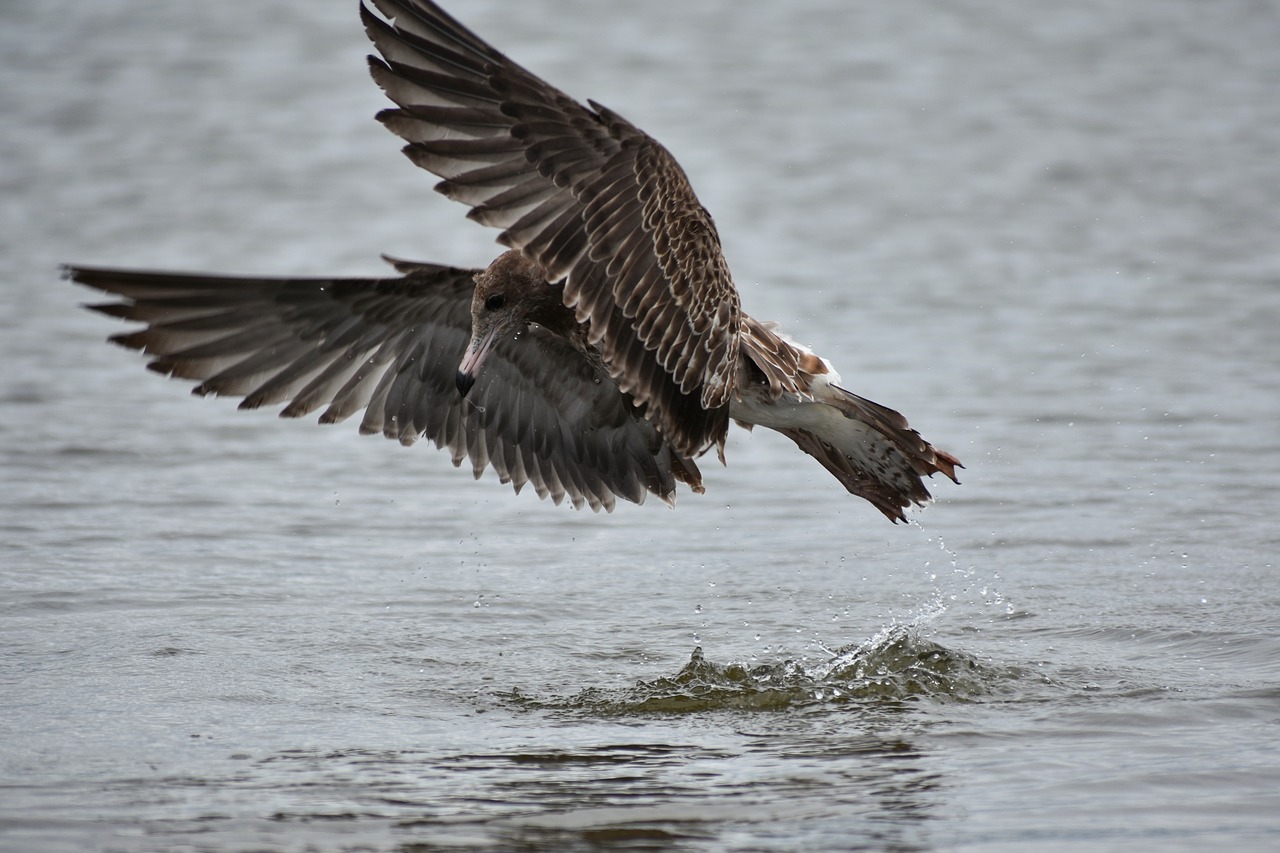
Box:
[360, 0, 960, 520]
[362, 0, 737, 460]
[65, 0, 962, 522]
[67, 260, 703, 511]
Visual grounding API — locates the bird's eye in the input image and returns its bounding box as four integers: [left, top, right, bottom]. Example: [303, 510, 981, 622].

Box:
[484, 293, 505, 311]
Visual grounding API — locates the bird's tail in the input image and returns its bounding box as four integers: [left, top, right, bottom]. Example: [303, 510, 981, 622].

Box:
[776, 384, 961, 523]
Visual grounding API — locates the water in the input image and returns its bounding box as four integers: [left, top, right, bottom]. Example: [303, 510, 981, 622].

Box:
[3, 0, 1280, 850]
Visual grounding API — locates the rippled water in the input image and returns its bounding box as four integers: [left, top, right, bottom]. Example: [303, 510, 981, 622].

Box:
[4, 1, 1280, 850]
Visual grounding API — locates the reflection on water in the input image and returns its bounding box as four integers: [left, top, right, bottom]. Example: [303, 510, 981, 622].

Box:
[248, 652, 959, 851]
[244, 728, 943, 852]
[108, 626, 1028, 850]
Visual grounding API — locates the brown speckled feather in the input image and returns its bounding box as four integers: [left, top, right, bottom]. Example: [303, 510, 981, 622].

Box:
[735, 319, 961, 523]
[65, 262, 701, 512]
[362, 0, 738, 459]
[67, 1, 962, 524]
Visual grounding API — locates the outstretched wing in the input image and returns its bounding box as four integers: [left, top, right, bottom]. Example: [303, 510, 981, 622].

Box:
[66, 262, 701, 511]
[360, 0, 739, 459]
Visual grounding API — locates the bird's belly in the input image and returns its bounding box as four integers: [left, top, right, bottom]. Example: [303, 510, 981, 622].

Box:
[730, 393, 832, 432]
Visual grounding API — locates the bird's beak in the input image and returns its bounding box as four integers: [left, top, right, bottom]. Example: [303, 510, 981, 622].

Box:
[456, 326, 500, 397]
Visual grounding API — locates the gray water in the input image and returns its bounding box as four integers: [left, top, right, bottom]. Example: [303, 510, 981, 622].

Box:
[3, 1, 1280, 850]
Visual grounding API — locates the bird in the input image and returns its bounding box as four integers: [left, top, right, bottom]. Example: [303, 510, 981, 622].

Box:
[66, 0, 961, 522]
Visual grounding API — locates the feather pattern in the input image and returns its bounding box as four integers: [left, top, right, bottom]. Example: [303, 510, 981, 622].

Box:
[66, 262, 702, 512]
[67, 1, 961, 523]
[361, 0, 737, 459]
[734, 319, 961, 522]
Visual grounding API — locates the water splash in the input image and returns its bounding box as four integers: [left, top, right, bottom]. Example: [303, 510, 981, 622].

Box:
[515, 622, 1018, 715]
[920, 525, 1016, 618]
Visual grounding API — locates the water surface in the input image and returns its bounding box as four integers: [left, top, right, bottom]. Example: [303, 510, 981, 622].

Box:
[3, 1, 1279, 850]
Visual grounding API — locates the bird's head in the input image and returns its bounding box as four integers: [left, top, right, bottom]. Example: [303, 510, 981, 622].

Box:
[456, 250, 548, 396]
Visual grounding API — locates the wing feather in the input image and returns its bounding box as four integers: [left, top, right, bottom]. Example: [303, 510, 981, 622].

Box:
[361, 0, 739, 458]
[67, 262, 701, 510]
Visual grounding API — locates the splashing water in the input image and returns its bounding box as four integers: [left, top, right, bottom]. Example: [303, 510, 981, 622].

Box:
[513, 616, 1019, 716]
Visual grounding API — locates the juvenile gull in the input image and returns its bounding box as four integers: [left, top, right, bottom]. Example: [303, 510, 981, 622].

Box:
[66, 0, 961, 521]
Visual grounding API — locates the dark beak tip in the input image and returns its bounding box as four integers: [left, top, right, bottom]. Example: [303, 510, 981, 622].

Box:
[455, 369, 476, 397]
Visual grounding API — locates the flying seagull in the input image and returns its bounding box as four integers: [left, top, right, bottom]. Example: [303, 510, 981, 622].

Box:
[66, 0, 961, 521]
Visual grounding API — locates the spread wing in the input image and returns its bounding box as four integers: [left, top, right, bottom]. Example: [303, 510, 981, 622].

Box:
[360, 0, 739, 459]
[66, 262, 702, 511]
